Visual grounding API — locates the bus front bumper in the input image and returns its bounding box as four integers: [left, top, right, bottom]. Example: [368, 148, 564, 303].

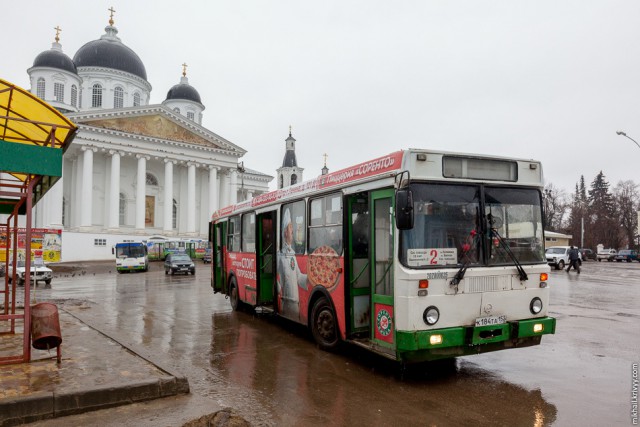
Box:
[395, 317, 556, 363]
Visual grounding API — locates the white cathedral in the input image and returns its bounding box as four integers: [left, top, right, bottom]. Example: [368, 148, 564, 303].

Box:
[20, 14, 276, 261]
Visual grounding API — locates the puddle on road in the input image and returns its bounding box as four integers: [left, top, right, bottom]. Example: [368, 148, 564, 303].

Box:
[207, 311, 558, 427]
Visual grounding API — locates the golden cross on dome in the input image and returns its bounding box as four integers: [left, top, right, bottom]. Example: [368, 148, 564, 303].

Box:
[182, 63, 188, 77]
[108, 7, 116, 26]
[54, 26, 62, 43]
[289, 125, 292, 136]
[323, 153, 328, 167]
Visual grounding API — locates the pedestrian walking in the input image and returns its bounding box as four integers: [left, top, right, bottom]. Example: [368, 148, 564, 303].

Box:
[566, 245, 581, 274]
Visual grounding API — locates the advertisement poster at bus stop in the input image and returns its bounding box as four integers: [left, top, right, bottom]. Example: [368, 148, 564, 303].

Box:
[0, 228, 62, 263]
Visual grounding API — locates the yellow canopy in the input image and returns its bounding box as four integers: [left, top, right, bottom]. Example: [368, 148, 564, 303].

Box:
[0, 78, 77, 214]
[0, 78, 76, 149]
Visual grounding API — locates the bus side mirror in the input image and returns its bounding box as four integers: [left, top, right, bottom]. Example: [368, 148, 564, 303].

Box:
[395, 189, 414, 230]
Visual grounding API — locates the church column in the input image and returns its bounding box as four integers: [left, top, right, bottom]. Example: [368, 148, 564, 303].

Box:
[219, 169, 229, 208]
[49, 176, 64, 227]
[108, 151, 121, 229]
[229, 169, 238, 205]
[135, 154, 148, 231]
[246, 190, 253, 200]
[80, 146, 95, 227]
[187, 162, 196, 233]
[208, 166, 218, 216]
[164, 159, 174, 232]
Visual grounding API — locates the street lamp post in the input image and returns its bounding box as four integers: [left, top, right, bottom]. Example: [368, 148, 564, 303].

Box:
[616, 131, 640, 149]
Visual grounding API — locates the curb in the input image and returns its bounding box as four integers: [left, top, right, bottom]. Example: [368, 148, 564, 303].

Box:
[0, 309, 190, 427]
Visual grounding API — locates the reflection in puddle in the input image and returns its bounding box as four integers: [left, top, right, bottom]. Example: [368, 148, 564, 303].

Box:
[210, 311, 557, 426]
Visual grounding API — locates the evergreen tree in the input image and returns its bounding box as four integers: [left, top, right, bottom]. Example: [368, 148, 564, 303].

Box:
[588, 171, 619, 248]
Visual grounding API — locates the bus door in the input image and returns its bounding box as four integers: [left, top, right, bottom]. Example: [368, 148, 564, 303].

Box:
[257, 211, 276, 305]
[212, 221, 227, 293]
[370, 189, 395, 348]
[347, 194, 371, 335]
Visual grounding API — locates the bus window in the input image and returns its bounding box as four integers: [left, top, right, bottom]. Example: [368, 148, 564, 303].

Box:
[484, 187, 545, 264]
[228, 216, 241, 252]
[309, 193, 342, 254]
[242, 213, 256, 253]
[400, 184, 480, 268]
[281, 201, 306, 255]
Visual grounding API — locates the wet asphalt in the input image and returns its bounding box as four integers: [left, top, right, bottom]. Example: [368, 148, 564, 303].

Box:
[22, 259, 640, 426]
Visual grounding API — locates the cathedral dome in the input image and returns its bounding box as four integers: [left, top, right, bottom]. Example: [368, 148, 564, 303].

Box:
[73, 26, 147, 80]
[33, 48, 77, 74]
[166, 81, 202, 103]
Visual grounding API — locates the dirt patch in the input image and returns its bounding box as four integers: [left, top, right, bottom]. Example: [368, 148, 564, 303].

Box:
[182, 409, 251, 427]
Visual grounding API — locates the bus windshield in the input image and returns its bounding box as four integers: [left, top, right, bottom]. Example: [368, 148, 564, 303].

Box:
[116, 244, 146, 258]
[400, 183, 544, 268]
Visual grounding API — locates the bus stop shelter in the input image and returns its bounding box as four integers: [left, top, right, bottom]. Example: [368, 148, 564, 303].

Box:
[0, 78, 77, 364]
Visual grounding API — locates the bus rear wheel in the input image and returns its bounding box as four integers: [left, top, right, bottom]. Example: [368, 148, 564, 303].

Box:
[229, 277, 242, 311]
[311, 297, 339, 350]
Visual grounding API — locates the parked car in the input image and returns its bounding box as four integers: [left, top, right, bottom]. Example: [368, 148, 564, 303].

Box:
[545, 246, 582, 270]
[580, 248, 596, 261]
[615, 249, 638, 262]
[7, 259, 53, 285]
[597, 249, 617, 262]
[164, 253, 196, 275]
[203, 248, 212, 264]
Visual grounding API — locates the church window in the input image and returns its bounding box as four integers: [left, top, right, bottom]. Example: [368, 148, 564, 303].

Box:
[92, 83, 102, 107]
[172, 199, 178, 229]
[54, 82, 64, 102]
[36, 78, 45, 99]
[114, 86, 124, 108]
[174, 107, 181, 114]
[71, 85, 78, 107]
[133, 92, 140, 106]
[146, 172, 159, 186]
[187, 111, 195, 121]
[280, 174, 284, 189]
[291, 174, 297, 185]
[119, 193, 126, 226]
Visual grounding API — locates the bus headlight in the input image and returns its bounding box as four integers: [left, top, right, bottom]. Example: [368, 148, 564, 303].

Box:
[530, 297, 543, 314]
[423, 306, 440, 325]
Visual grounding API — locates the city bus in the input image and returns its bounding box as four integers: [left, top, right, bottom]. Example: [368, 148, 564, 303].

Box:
[209, 149, 555, 363]
[161, 238, 209, 260]
[113, 242, 149, 273]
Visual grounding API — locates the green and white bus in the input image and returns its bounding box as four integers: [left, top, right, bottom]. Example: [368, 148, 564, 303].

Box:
[210, 149, 555, 363]
[114, 242, 148, 273]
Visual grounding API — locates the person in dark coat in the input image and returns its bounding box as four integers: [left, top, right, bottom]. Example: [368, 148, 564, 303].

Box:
[566, 245, 581, 273]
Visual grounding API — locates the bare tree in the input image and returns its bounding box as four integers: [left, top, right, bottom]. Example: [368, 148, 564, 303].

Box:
[542, 183, 568, 231]
[613, 180, 639, 249]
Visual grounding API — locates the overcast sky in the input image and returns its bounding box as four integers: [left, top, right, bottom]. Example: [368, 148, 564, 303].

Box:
[4, 1, 640, 193]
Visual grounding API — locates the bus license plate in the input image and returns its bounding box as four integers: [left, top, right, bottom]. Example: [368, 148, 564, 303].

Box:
[475, 315, 507, 327]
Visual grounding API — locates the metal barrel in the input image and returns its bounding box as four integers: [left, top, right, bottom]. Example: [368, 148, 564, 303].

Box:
[30, 302, 62, 350]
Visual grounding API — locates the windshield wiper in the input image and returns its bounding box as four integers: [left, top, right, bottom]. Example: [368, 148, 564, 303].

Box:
[491, 229, 528, 281]
[450, 230, 479, 289]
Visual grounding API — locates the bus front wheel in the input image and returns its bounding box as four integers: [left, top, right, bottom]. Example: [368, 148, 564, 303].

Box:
[311, 297, 339, 350]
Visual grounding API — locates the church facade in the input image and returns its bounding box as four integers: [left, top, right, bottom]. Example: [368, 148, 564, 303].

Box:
[18, 14, 272, 261]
